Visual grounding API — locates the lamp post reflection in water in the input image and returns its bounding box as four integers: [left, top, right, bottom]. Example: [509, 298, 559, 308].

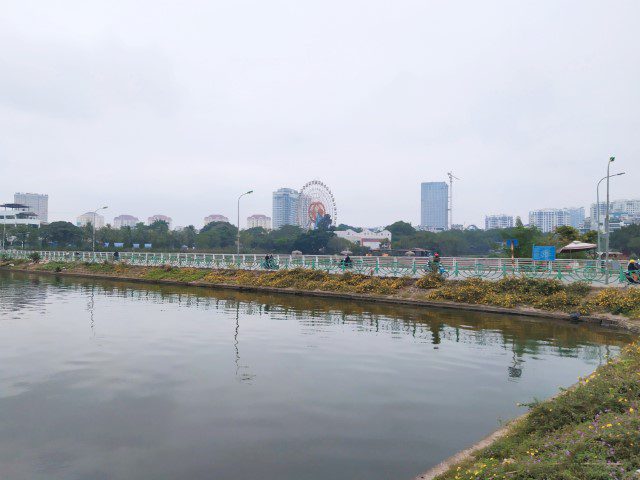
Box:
[87, 285, 96, 337]
[233, 302, 255, 383]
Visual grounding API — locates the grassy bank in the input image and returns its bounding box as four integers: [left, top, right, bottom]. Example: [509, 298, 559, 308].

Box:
[433, 342, 640, 480]
[0, 260, 640, 319]
[2, 260, 640, 322]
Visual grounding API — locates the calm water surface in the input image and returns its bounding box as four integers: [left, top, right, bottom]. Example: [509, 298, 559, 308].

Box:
[0, 271, 631, 480]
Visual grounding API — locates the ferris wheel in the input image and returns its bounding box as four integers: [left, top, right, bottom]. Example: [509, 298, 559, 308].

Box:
[296, 180, 338, 230]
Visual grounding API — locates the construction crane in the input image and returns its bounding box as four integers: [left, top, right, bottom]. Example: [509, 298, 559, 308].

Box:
[447, 171, 460, 229]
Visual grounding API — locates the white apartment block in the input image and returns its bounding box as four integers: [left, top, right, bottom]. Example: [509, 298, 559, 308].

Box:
[204, 214, 229, 225]
[484, 214, 514, 230]
[247, 214, 272, 230]
[77, 212, 105, 229]
[528, 209, 571, 233]
[113, 215, 139, 228]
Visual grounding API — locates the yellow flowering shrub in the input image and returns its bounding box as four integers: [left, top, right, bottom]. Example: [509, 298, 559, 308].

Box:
[585, 288, 640, 317]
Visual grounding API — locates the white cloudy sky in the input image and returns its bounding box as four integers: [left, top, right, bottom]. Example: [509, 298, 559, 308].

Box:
[1, 1, 638, 228]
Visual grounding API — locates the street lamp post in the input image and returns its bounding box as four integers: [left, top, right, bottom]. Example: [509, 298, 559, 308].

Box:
[604, 156, 615, 285]
[596, 171, 625, 255]
[92, 206, 108, 253]
[236, 191, 253, 255]
[1, 205, 5, 251]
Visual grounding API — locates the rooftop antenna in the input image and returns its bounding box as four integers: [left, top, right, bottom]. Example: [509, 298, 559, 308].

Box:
[447, 172, 460, 229]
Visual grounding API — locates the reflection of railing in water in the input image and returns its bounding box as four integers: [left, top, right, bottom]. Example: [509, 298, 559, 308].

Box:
[39, 278, 622, 367]
[1, 270, 624, 385]
[3, 249, 634, 285]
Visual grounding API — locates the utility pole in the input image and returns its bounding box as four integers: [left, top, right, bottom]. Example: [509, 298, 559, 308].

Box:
[236, 190, 253, 255]
[604, 156, 615, 285]
[596, 171, 624, 256]
[447, 172, 460, 229]
[91, 206, 108, 253]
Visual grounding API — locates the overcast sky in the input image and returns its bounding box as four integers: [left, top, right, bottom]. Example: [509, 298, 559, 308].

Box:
[1, 1, 638, 228]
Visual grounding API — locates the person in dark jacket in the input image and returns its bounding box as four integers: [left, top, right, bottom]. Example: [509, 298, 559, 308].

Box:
[627, 259, 640, 284]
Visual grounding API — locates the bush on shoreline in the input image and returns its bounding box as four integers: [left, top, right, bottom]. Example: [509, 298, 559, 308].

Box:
[426, 277, 591, 312]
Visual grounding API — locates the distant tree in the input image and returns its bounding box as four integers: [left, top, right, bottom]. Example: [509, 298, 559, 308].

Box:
[611, 224, 640, 255]
[551, 226, 580, 246]
[500, 224, 545, 258]
[197, 222, 237, 249]
[293, 229, 335, 254]
[334, 223, 363, 233]
[269, 225, 304, 253]
[40, 221, 83, 247]
[580, 230, 598, 244]
[385, 221, 416, 238]
[149, 220, 170, 235]
[180, 225, 198, 248]
[515, 216, 524, 228]
[317, 214, 332, 231]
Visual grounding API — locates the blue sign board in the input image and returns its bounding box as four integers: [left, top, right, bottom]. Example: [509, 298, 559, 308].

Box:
[532, 245, 556, 261]
[505, 239, 519, 248]
[114, 242, 124, 248]
[132, 243, 140, 249]
[144, 243, 152, 249]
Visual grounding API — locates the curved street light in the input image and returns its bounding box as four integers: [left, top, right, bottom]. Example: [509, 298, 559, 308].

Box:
[92, 206, 108, 252]
[596, 171, 624, 254]
[604, 157, 615, 285]
[236, 191, 253, 255]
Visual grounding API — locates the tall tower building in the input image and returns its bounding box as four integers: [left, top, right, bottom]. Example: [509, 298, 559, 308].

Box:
[14, 192, 48, 223]
[420, 182, 449, 230]
[272, 188, 300, 230]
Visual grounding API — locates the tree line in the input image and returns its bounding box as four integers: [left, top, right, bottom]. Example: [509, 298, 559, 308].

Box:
[2, 217, 638, 257]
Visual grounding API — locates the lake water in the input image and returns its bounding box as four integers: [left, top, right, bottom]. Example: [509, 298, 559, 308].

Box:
[0, 271, 630, 480]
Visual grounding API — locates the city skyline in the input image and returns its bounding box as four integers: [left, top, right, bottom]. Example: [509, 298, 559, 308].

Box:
[4, 186, 640, 231]
[1, 2, 638, 229]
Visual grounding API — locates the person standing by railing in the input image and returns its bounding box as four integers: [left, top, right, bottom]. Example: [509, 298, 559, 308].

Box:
[431, 253, 441, 274]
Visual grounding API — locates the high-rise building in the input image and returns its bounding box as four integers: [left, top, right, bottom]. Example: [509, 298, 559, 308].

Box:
[113, 215, 139, 228]
[77, 212, 105, 229]
[420, 182, 448, 230]
[14, 192, 48, 223]
[565, 207, 585, 229]
[528, 209, 571, 233]
[590, 199, 640, 230]
[148, 215, 172, 229]
[485, 214, 514, 230]
[272, 188, 300, 230]
[247, 214, 272, 230]
[204, 214, 229, 225]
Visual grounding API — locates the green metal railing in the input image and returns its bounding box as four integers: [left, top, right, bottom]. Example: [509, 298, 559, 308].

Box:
[1, 250, 635, 285]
